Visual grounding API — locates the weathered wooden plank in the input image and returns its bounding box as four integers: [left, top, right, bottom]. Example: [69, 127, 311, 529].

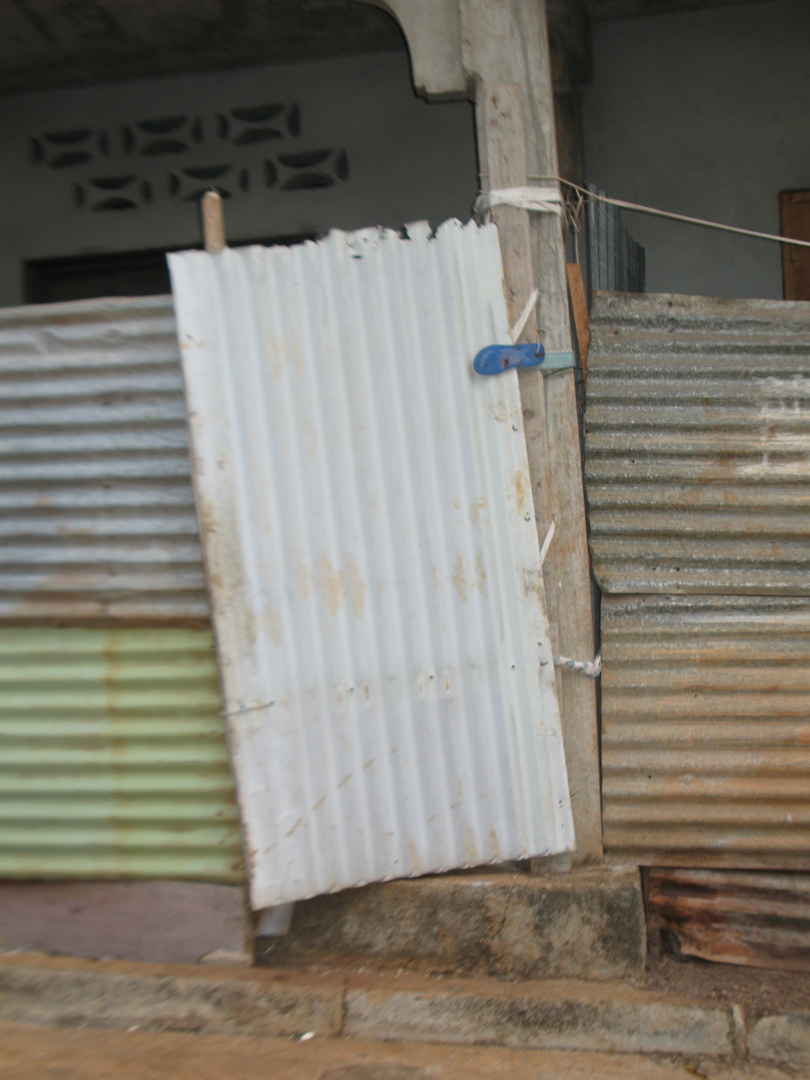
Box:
[567, 262, 590, 376]
[466, 0, 602, 864]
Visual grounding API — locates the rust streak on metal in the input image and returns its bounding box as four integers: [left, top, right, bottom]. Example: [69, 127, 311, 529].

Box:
[649, 867, 810, 972]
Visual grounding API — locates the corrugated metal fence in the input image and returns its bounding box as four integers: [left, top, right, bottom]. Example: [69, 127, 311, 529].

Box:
[0, 628, 243, 881]
[586, 293, 810, 594]
[601, 594, 810, 870]
[0, 297, 242, 884]
[587, 292, 810, 869]
[0, 296, 207, 623]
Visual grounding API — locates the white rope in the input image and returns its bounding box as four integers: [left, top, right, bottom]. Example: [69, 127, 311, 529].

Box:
[509, 287, 539, 344]
[553, 653, 602, 679]
[526, 176, 810, 250]
[475, 186, 566, 220]
[538, 522, 598, 675]
[539, 519, 555, 567]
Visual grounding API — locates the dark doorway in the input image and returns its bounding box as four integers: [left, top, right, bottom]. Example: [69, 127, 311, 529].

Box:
[24, 235, 315, 305]
[25, 249, 171, 304]
[780, 190, 810, 301]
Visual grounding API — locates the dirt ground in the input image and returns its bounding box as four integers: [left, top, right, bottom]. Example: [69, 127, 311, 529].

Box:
[0, 1020, 798, 1080]
[648, 954, 810, 1017]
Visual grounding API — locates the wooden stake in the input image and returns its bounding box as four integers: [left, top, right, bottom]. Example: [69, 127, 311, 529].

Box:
[566, 262, 589, 380]
[201, 190, 226, 254]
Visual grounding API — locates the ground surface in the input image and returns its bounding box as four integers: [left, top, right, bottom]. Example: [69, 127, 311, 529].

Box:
[0, 1020, 798, 1080]
[648, 956, 810, 1016]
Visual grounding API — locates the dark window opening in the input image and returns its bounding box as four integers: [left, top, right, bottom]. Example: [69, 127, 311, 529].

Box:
[24, 235, 315, 305]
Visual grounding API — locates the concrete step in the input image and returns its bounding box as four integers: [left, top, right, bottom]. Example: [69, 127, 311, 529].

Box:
[258, 868, 647, 982]
[0, 1018, 796, 1080]
[0, 950, 806, 1069]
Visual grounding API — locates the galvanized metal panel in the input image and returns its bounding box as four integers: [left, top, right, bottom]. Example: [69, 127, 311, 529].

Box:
[0, 627, 244, 881]
[0, 295, 207, 621]
[602, 594, 810, 869]
[585, 184, 645, 296]
[586, 292, 810, 593]
[169, 221, 573, 910]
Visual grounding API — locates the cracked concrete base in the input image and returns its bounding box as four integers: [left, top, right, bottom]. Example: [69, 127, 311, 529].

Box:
[258, 869, 646, 982]
[344, 974, 741, 1057]
[750, 1014, 810, 1065]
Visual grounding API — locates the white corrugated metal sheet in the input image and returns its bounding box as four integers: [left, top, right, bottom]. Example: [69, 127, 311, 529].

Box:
[586, 293, 810, 594]
[0, 296, 207, 621]
[602, 594, 810, 870]
[169, 221, 573, 909]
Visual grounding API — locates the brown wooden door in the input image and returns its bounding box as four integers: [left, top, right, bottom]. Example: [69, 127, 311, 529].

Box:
[780, 190, 810, 300]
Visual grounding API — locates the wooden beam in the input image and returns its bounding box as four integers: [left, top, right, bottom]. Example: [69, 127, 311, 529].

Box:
[466, 0, 603, 865]
[567, 262, 590, 378]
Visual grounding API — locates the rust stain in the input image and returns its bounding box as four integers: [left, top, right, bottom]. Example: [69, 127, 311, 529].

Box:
[311, 794, 327, 811]
[263, 601, 281, 647]
[265, 334, 287, 379]
[648, 867, 810, 972]
[513, 470, 529, 514]
[337, 773, 352, 789]
[301, 416, 317, 460]
[462, 820, 478, 865]
[285, 816, 304, 837]
[290, 336, 305, 374]
[469, 497, 486, 529]
[451, 554, 468, 604]
[320, 554, 344, 615]
[489, 828, 500, 861]
[294, 557, 315, 601]
[475, 549, 488, 599]
[344, 555, 367, 619]
[408, 838, 421, 871]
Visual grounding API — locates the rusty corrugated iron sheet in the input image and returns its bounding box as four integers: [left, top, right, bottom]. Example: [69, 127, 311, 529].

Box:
[0, 296, 208, 622]
[0, 627, 244, 881]
[585, 293, 810, 594]
[601, 594, 810, 869]
[649, 868, 810, 972]
[169, 222, 574, 910]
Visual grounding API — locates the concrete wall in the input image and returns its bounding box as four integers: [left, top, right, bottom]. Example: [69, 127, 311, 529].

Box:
[583, 0, 810, 299]
[0, 51, 477, 306]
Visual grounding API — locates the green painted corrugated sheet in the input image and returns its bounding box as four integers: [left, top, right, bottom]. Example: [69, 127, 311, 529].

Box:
[0, 628, 244, 881]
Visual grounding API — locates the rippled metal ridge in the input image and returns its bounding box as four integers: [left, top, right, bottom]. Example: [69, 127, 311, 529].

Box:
[602, 594, 810, 870]
[585, 292, 810, 594]
[0, 627, 243, 881]
[0, 295, 207, 622]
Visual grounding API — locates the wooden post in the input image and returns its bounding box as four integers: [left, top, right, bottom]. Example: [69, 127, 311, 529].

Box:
[567, 262, 590, 379]
[201, 190, 226, 254]
[466, 0, 603, 864]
